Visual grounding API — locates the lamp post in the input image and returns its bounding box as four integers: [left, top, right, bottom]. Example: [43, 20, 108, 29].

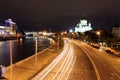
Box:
[42, 31, 47, 49]
[96, 31, 100, 44]
[10, 40, 13, 80]
[57, 34, 60, 55]
[35, 37, 38, 64]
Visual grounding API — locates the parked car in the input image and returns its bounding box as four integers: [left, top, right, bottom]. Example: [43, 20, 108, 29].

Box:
[90, 43, 100, 49]
[105, 47, 115, 54]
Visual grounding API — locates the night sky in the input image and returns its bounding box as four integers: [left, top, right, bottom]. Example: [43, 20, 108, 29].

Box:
[0, 0, 120, 32]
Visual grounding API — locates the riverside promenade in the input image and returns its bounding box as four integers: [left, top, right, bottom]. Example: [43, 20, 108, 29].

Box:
[4, 41, 60, 80]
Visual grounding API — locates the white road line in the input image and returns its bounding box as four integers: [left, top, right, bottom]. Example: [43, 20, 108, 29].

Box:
[72, 40, 101, 80]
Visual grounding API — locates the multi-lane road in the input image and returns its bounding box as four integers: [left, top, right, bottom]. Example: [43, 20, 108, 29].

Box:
[32, 38, 120, 80]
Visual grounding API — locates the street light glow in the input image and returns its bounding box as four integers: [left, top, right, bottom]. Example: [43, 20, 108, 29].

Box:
[96, 31, 100, 35]
[96, 31, 101, 43]
[42, 31, 47, 36]
[69, 29, 73, 33]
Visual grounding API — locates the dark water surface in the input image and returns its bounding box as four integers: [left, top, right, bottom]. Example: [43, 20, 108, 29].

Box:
[0, 37, 50, 67]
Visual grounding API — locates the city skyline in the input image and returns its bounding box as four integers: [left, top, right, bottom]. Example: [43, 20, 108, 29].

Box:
[0, 0, 120, 32]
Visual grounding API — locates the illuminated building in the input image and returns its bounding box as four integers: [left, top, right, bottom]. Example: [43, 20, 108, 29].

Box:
[75, 19, 93, 32]
[112, 26, 120, 40]
[0, 19, 17, 37]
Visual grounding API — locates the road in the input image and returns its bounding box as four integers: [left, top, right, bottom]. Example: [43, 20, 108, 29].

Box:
[32, 38, 120, 80]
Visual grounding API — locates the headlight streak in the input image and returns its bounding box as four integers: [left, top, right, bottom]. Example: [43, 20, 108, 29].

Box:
[66, 56, 76, 80]
[51, 43, 73, 79]
[56, 44, 74, 80]
[57, 44, 76, 80]
[32, 40, 70, 80]
[32, 39, 77, 80]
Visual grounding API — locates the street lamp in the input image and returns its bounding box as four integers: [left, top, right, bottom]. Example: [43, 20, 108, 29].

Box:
[96, 31, 100, 43]
[9, 40, 13, 80]
[58, 34, 59, 51]
[42, 31, 47, 49]
[35, 37, 38, 64]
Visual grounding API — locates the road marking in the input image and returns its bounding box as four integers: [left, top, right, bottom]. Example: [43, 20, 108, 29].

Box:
[73, 41, 101, 80]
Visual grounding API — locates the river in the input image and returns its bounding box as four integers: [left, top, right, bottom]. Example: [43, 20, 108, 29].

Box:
[0, 37, 50, 67]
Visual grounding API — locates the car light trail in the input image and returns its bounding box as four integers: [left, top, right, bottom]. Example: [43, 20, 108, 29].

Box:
[53, 44, 74, 79]
[32, 40, 71, 80]
[51, 44, 73, 79]
[66, 56, 76, 80]
[56, 44, 75, 80]
[32, 40, 77, 80]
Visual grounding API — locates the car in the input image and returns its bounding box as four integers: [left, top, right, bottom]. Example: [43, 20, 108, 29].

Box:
[93, 43, 100, 49]
[90, 43, 100, 49]
[105, 47, 115, 54]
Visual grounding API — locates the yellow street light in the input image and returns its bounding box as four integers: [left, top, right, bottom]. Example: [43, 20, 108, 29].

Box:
[61, 32, 64, 35]
[96, 31, 101, 43]
[96, 31, 100, 36]
[42, 31, 47, 36]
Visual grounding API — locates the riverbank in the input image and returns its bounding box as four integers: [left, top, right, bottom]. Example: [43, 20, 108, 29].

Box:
[4, 39, 62, 80]
[0, 36, 23, 41]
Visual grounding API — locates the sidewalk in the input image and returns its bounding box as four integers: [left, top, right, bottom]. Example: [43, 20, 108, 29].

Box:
[4, 43, 59, 80]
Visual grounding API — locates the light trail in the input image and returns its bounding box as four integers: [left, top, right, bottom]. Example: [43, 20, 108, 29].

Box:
[32, 40, 76, 80]
[56, 44, 73, 79]
[66, 56, 76, 80]
[56, 44, 76, 80]
[32, 40, 70, 80]
[51, 43, 73, 79]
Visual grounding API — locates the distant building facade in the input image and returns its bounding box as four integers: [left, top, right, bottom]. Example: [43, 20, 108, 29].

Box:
[112, 26, 120, 40]
[0, 19, 17, 37]
[75, 19, 93, 32]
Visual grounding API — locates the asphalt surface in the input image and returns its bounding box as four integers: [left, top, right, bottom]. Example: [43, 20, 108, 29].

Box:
[32, 38, 120, 80]
[72, 39, 120, 80]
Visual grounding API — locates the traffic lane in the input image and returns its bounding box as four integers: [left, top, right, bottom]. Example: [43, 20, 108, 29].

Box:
[68, 43, 97, 80]
[32, 41, 71, 80]
[86, 44, 120, 80]
[79, 43, 120, 80]
[43, 47, 70, 80]
[44, 43, 75, 80]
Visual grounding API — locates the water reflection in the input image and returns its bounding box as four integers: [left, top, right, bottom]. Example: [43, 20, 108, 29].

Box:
[0, 37, 50, 66]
